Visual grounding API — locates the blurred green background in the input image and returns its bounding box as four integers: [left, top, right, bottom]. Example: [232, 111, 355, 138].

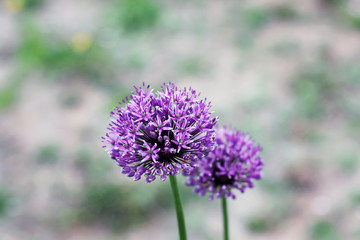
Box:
[0, 0, 360, 239]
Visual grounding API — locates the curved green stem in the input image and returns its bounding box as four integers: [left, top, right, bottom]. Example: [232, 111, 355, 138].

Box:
[222, 195, 229, 240]
[169, 174, 187, 240]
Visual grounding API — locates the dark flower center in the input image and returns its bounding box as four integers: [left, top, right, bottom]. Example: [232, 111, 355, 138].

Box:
[136, 126, 186, 167]
[212, 160, 234, 186]
[214, 174, 234, 185]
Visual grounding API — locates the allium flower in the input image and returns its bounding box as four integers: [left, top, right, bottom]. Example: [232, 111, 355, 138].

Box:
[102, 82, 218, 183]
[186, 126, 263, 200]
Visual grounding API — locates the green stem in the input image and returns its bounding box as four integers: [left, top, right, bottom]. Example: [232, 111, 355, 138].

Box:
[222, 195, 229, 240]
[169, 174, 187, 240]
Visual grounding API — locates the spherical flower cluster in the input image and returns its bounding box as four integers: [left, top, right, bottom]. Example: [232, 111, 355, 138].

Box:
[186, 126, 263, 200]
[102, 82, 218, 183]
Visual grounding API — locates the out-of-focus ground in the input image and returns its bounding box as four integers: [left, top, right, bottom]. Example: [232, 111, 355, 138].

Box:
[1, 0, 360, 239]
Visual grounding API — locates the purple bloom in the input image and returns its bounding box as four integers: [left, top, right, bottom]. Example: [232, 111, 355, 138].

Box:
[102, 82, 218, 183]
[186, 126, 263, 200]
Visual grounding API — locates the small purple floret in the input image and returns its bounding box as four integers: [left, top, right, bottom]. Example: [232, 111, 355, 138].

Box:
[185, 126, 263, 199]
[102, 82, 218, 183]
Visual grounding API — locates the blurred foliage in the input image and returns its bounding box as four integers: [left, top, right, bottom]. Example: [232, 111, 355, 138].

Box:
[176, 56, 207, 76]
[259, 161, 318, 195]
[289, 122, 323, 143]
[3, 0, 44, 13]
[348, 14, 360, 30]
[78, 183, 149, 231]
[318, 0, 344, 10]
[343, 6, 360, 30]
[111, 0, 160, 32]
[23, 0, 44, 11]
[237, 4, 298, 48]
[246, 200, 291, 233]
[332, 56, 360, 131]
[349, 190, 360, 206]
[270, 4, 298, 21]
[242, 7, 270, 30]
[337, 153, 358, 173]
[74, 148, 112, 181]
[284, 163, 317, 191]
[321, 0, 344, 6]
[0, 78, 22, 113]
[292, 74, 323, 118]
[355, 229, 360, 239]
[123, 51, 147, 69]
[246, 215, 272, 233]
[292, 54, 336, 119]
[15, 18, 114, 84]
[270, 39, 301, 57]
[2, 0, 24, 13]
[74, 147, 93, 167]
[35, 144, 60, 164]
[258, 177, 293, 196]
[309, 220, 339, 240]
[340, 56, 360, 85]
[242, 4, 298, 30]
[333, 1, 360, 30]
[76, 180, 188, 231]
[59, 90, 82, 108]
[246, 199, 292, 233]
[0, 187, 14, 217]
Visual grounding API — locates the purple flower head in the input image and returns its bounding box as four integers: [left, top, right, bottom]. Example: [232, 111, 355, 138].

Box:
[185, 126, 263, 200]
[102, 82, 218, 183]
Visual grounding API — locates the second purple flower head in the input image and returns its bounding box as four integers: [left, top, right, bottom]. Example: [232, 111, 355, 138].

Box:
[186, 126, 264, 200]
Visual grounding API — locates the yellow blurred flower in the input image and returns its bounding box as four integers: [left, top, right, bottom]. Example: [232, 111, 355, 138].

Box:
[3, 0, 24, 13]
[71, 33, 93, 53]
